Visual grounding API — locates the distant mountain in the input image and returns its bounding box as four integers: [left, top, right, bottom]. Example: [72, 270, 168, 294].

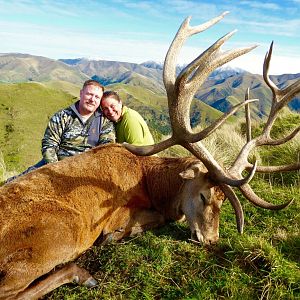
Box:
[0, 53, 88, 84]
[195, 72, 273, 119]
[60, 58, 165, 94]
[140, 61, 163, 71]
[1, 53, 299, 119]
[209, 65, 247, 80]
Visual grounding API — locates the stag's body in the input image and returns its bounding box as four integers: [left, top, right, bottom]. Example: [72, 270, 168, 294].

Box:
[0, 144, 222, 299]
[1, 10, 299, 300]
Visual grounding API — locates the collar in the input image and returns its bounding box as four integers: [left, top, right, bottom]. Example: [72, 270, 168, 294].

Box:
[70, 101, 102, 120]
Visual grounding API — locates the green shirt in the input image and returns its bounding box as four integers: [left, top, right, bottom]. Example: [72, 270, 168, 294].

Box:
[115, 106, 154, 146]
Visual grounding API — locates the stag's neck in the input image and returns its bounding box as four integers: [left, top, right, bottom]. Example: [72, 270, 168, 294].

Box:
[141, 156, 198, 220]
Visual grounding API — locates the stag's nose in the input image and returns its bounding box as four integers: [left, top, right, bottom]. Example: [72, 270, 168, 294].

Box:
[204, 236, 219, 245]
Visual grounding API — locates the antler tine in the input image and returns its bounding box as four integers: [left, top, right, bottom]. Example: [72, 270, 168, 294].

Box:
[263, 42, 280, 97]
[176, 30, 238, 88]
[179, 38, 257, 102]
[262, 42, 300, 137]
[163, 11, 229, 95]
[220, 184, 244, 233]
[239, 184, 293, 210]
[189, 98, 258, 143]
[259, 126, 300, 146]
[170, 31, 257, 141]
[246, 162, 300, 173]
[174, 31, 257, 133]
[123, 137, 175, 156]
[245, 88, 252, 142]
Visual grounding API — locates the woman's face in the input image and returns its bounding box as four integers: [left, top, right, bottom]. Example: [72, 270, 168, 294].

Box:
[101, 96, 123, 122]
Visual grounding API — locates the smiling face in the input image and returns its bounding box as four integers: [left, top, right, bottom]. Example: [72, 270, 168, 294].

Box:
[78, 84, 103, 117]
[101, 96, 123, 122]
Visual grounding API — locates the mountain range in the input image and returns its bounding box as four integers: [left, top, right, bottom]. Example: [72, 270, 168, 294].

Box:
[1, 53, 299, 123]
[0, 52, 299, 172]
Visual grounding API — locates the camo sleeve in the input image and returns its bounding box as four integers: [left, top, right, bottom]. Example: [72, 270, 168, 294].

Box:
[99, 117, 116, 144]
[41, 111, 67, 163]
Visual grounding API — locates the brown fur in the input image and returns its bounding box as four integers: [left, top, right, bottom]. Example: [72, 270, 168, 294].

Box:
[141, 156, 202, 218]
[0, 144, 223, 299]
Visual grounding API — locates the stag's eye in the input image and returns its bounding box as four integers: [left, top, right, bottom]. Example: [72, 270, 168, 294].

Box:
[200, 193, 206, 204]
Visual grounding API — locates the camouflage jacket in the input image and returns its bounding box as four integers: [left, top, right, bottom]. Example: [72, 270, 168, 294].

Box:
[42, 101, 116, 163]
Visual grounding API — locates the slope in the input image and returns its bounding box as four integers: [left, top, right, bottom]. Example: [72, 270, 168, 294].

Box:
[0, 53, 89, 84]
[0, 82, 75, 172]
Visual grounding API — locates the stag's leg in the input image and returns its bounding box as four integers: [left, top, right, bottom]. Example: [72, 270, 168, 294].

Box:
[101, 207, 165, 244]
[8, 263, 96, 300]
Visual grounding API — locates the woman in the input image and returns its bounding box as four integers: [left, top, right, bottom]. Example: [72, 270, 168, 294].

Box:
[101, 91, 154, 146]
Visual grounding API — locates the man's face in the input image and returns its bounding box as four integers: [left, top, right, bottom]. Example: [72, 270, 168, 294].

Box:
[78, 85, 103, 116]
[101, 97, 122, 122]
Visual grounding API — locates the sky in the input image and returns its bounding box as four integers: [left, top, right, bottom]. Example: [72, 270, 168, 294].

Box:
[0, 0, 299, 75]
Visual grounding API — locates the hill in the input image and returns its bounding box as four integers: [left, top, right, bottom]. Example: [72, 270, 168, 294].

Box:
[0, 81, 230, 173]
[0, 53, 89, 84]
[0, 82, 75, 172]
[60, 58, 165, 94]
[106, 83, 232, 136]
[0, 53, 299, 120]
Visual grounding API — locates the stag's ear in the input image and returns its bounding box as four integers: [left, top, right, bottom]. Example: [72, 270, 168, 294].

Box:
[179, 164, 203, 179]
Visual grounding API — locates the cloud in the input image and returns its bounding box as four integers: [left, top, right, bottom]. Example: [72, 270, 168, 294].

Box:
[0, 0, 298, 75]
[239, 1, 280, 10]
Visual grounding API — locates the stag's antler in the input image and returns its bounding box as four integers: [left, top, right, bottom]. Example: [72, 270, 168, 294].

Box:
[124, 12, 300, 233]
[227, 41, 300, 210]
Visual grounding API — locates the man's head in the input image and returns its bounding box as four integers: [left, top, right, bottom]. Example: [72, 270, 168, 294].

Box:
[101, 91, 123, 122]
[78, 80, 104, 117]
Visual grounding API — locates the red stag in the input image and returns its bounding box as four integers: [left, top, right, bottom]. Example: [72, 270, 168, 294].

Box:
[0, 12, 299, 299]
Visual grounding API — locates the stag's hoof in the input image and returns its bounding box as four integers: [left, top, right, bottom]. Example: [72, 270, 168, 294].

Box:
[83, 277, 98, 288]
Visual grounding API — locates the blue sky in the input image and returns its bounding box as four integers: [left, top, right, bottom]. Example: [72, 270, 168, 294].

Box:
[0, 0, 299, 74]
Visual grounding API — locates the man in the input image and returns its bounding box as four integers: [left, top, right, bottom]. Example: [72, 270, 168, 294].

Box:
[42, 80, 115, 163]
[6, 80, 115, 182]
[100, 91, 154, 146]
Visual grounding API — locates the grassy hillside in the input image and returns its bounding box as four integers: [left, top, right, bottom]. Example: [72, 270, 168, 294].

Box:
[0, 82, 75, 173]
[0, 53, 89, 84]
[107, 83, 235, 135]
[44, 116, 299, 300]
[0, 82, 299, 299]
[196, 73, 273, 120]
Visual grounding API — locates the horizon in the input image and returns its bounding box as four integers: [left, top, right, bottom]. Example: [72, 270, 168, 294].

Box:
[0, 0, 299, 75]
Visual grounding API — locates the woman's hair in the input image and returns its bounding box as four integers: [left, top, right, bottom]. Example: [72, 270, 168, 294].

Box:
[101, 91, 121, 102]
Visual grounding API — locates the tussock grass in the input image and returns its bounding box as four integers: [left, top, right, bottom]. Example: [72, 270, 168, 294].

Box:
[44, 113, 299, 300]
[1, 84, 299, 299]
[45, 189, 299, 300]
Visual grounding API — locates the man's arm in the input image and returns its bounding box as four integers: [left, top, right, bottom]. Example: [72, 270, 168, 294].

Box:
[41, 112, 65, 163]
[99, 117, 116, 144]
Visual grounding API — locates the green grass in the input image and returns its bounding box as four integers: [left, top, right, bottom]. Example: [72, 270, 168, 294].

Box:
[44, 180, 300, 299]
[44, 112, 299, 300]
[0, 82, 75, 173]
[0, 83, 299, 299]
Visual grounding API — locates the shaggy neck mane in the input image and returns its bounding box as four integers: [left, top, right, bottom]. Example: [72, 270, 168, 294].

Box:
[140, 156, 199, 218]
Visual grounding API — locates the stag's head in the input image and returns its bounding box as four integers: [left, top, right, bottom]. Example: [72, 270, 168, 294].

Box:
[178, 164, 224, 244]
[125, 12, 300, 244]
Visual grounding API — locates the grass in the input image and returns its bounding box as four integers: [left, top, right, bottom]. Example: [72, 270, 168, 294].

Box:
[0, 82, 75, 174]
[0, 83, 299, 299]
[44, 180, 300, 300]
[43, 111, 299, 300]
